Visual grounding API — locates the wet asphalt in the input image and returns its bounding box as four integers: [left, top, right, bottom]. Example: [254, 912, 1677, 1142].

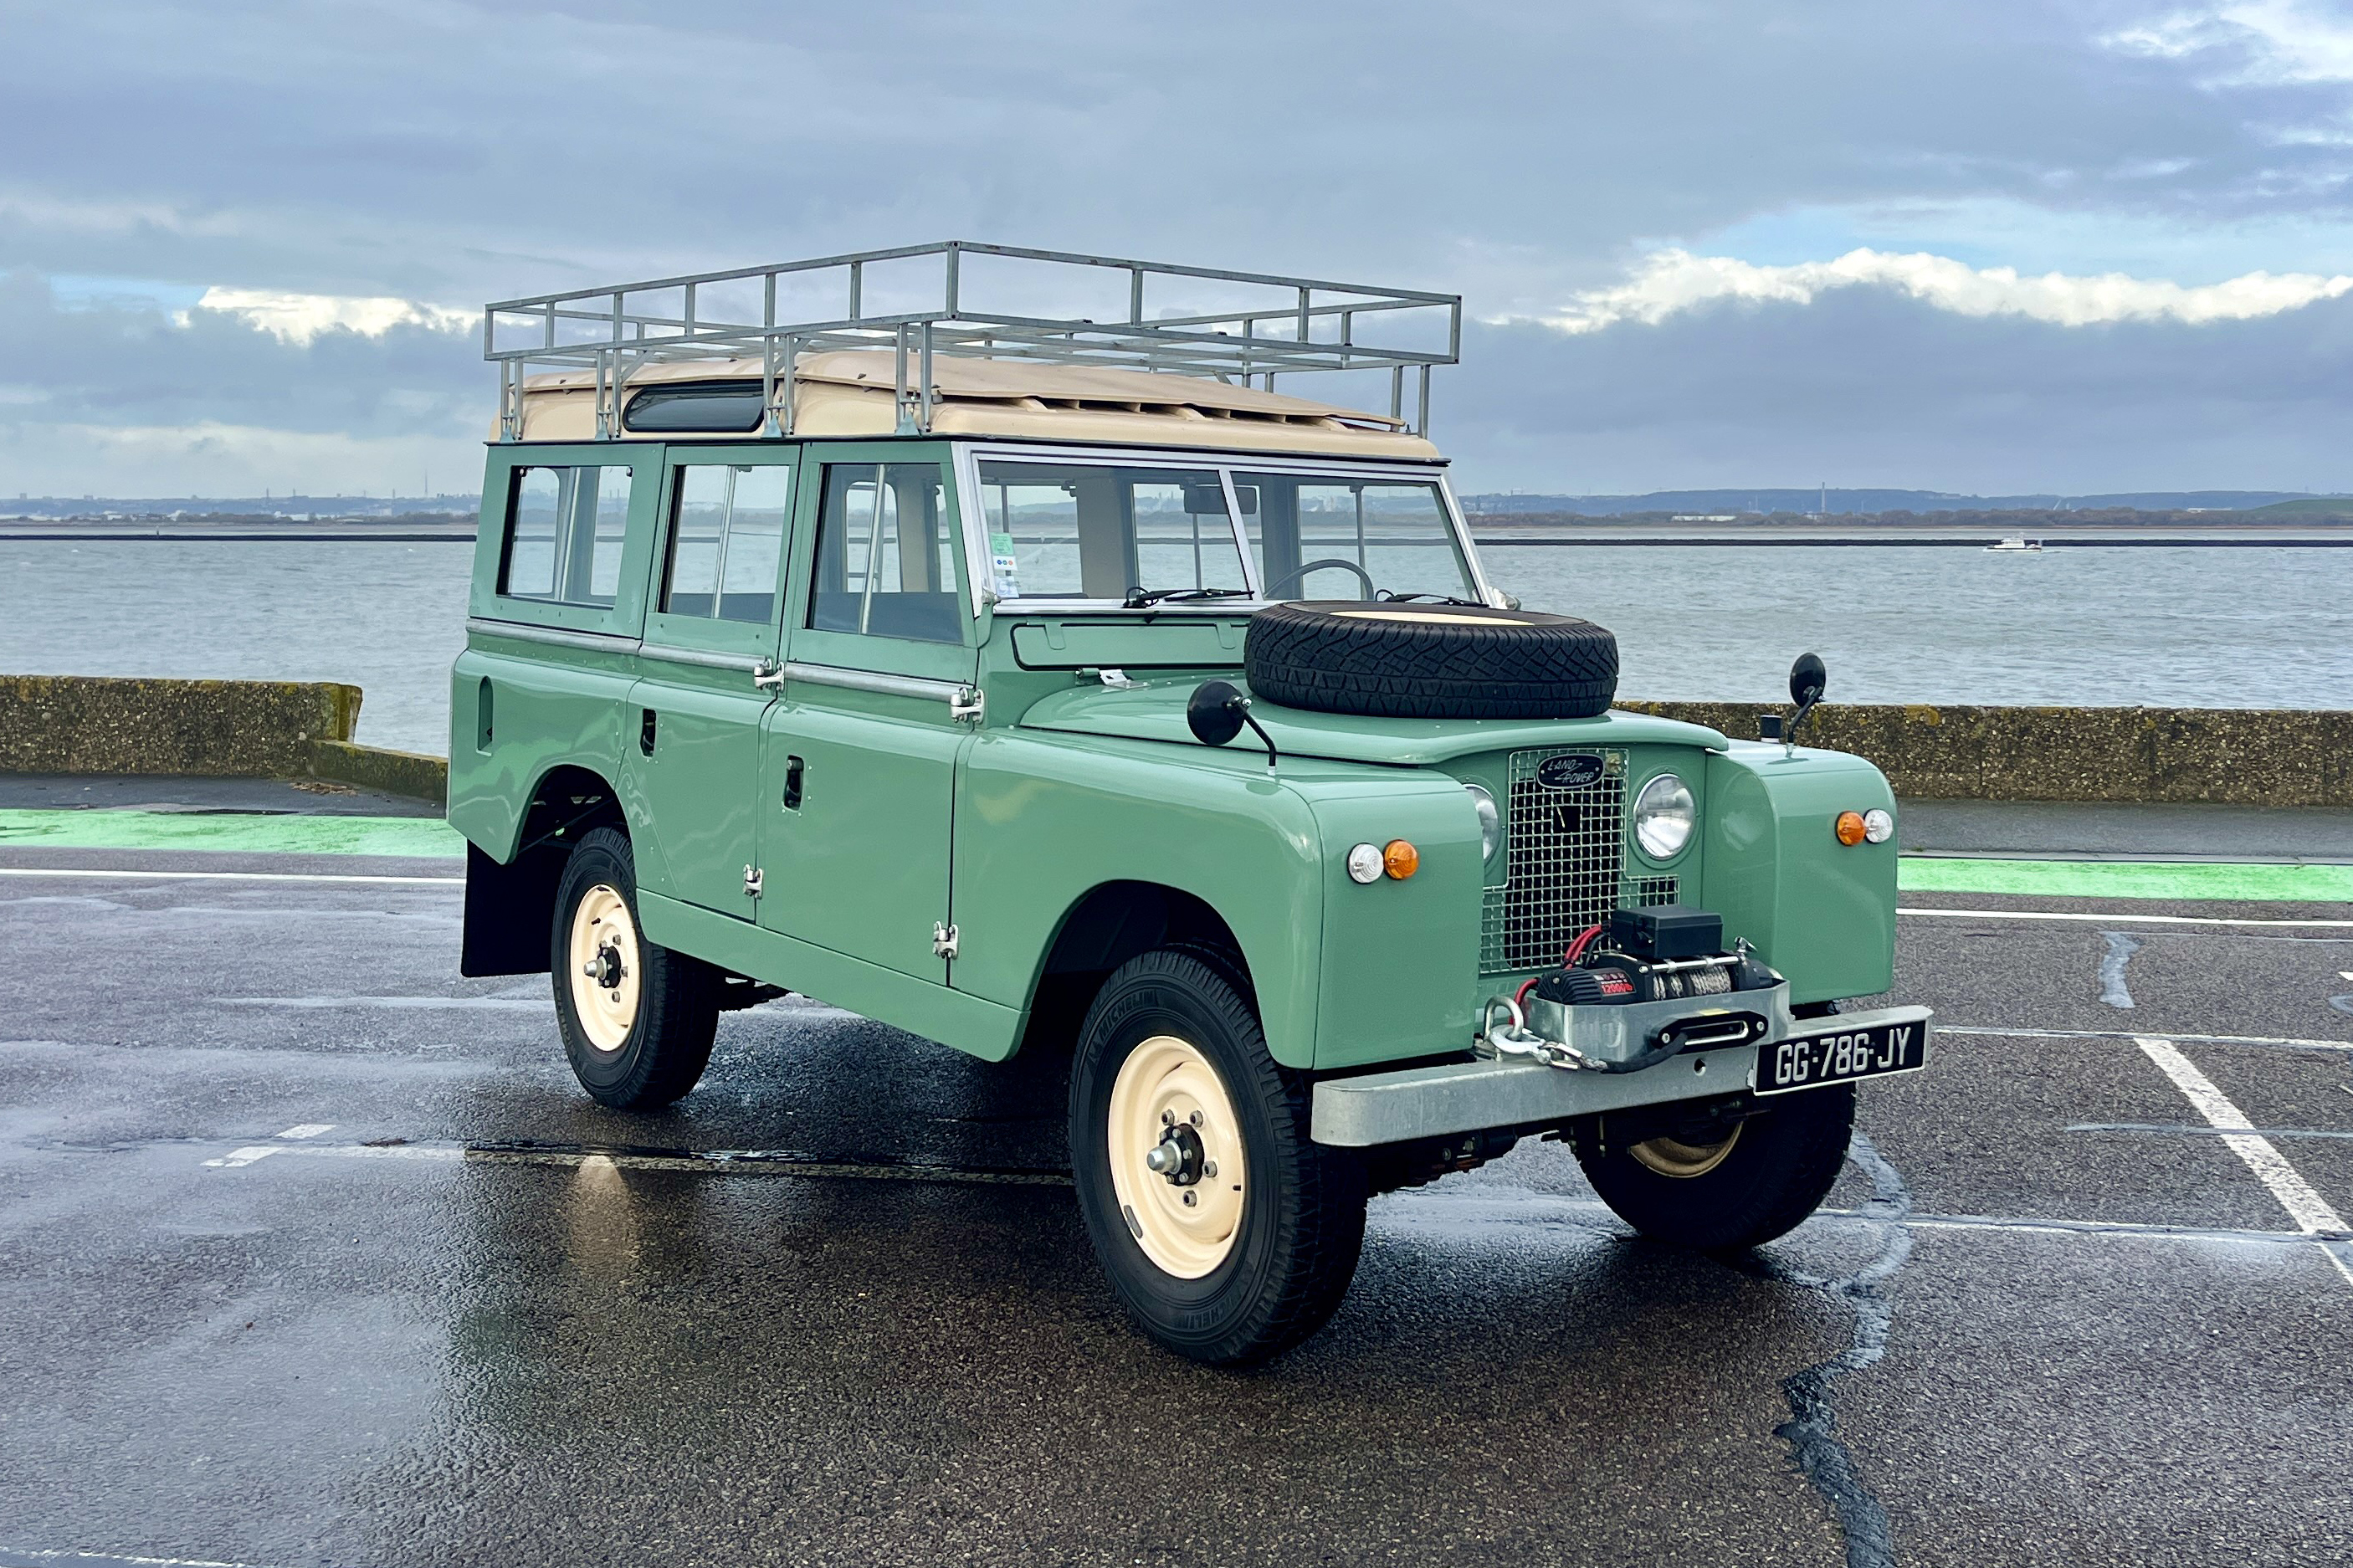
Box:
[2, 838, 2350, 1566]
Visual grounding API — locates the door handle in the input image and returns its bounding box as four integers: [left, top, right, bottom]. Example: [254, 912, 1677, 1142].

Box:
[782, 755, 804, 811]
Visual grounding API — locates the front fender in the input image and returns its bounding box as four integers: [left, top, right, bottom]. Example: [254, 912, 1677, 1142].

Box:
[1699, 742, 1897, 1004]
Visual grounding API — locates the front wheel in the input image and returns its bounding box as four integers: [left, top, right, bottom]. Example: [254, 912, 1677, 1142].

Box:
[551, 827, 719, 1109]
[1576, 1083, 1856, 1251]
[1069, 950, 1366, 1366]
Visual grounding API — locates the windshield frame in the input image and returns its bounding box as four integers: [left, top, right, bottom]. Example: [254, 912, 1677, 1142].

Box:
[948, 440, 1493, 615]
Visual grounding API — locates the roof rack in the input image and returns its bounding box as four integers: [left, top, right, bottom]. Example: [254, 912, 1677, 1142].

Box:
[482, 241, 1460, 443]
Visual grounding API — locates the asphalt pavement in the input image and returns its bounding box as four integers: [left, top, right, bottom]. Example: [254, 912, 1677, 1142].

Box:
[2, 817, 2349, 1566]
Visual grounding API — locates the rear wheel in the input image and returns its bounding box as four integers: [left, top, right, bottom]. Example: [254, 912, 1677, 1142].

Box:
[1576, 1084, 1855, 1251]
[1069, 950, 1366, 1366]
[551, 827, 719, 1109]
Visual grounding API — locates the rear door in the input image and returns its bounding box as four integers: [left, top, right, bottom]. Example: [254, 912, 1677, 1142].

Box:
[758, 446, 977, 983]
[625, 448, 797, 918]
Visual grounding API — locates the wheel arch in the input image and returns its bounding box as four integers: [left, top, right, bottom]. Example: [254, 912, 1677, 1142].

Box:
[459, 762, 631, 978]
[1009, 879, 1255, 1062]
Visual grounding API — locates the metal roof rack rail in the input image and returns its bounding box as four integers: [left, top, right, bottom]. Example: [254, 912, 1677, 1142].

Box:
[482, 241, 1461, 443]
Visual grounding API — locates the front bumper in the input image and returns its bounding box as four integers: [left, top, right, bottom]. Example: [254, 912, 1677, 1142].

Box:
[1308, 1002, 1933, 1148]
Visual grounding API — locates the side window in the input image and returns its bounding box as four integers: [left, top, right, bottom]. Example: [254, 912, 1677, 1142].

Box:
[807, 463, 962, 643]
[500, 464, 633, 607]
[660, 464, 792, 624]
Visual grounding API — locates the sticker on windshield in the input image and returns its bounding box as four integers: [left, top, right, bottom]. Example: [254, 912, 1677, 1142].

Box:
[989, 530, 1020, 600]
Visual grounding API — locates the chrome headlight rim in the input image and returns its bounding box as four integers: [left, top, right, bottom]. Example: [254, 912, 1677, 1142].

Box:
[1464, 782, 1501, 864]
[1633, 771, 1695, 862]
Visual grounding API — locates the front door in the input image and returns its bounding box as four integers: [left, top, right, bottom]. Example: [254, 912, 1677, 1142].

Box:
[626, 450, 796, 918]
[760, 449, 976, 983]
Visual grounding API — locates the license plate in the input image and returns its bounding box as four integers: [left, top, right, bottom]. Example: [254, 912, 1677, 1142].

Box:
[1756, 1018, 1928, 1094]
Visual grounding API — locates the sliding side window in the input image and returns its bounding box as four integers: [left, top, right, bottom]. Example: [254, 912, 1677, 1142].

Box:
[500, 464, 633, 607]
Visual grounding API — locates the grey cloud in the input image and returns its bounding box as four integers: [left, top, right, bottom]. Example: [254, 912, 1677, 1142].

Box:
[2, 1, 2348, 306]
[1445, 290, 2353, 492]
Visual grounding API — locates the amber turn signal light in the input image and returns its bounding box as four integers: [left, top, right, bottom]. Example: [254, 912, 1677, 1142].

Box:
[1382, 839, 1420, 879]
[1833, 810, 1869, 846]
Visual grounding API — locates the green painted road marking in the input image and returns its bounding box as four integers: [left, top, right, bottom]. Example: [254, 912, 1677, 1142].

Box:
[1899, 857, 2353, 903]
[0, 808, 465, 858]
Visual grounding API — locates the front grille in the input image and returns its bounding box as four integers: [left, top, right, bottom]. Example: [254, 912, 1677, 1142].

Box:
[1478, 748, 1679, 974]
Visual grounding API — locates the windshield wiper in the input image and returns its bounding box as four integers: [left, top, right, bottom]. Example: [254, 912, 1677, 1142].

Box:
[1373, 591, 1488, 607]
[1122, 586, 1254, 608]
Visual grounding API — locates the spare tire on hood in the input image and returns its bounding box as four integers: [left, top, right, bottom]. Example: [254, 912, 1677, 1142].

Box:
[1243, 601, 1619, 720]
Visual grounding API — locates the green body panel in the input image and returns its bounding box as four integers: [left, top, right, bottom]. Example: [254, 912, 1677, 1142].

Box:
[627, 662, 772, 916]
[449, 640, 638, 866]
[1018, 679, 1727, 764]
[451, 433, 1907, 1094]
[640, 889, 1023, 1058]
[1697, 742, 1899, 1004]
[1300, 777, 1485, 1068]
[759, 691, 963, 983]
[950, 729, 1330, 1068]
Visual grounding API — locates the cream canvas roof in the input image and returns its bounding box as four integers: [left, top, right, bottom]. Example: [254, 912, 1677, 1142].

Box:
[501, 351, 1441, 459]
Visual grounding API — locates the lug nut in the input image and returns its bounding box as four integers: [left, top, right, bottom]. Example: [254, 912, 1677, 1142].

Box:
[1182, 1191, 1198, 1207]
[1202, 1160, 1218, 1178]
[1161, 1109, 1174, 1126]
[1189, 1109, 1202, 1128]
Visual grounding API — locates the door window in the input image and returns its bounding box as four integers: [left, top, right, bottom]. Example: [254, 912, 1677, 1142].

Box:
[500, 464, 633, 606]
[807, 463, 963, 643]
[661, 464, 792, 623]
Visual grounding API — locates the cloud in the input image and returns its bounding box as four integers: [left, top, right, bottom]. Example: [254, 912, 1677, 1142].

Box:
[196, 286, 471, 344]
[1445, 286, 2353, 494]
[1536, 248, 2353, 333]
[2107, 2, 2353, 85]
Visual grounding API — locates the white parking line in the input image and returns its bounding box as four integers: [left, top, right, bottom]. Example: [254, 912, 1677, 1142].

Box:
[0, 867, 459, 886]
[1941, 1024, 2353, 1052]
[275, 1124, 334, 1140]
[1900, 907, 2353, 930]
[2135, 1036, 2353, 1288]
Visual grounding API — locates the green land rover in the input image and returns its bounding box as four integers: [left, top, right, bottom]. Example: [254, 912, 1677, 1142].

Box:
[452, 243, 1930, 1364]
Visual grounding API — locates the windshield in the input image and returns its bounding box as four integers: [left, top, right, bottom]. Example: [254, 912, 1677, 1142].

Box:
[1235, 474, 1478, 602]
[978, 459, 1249, 602]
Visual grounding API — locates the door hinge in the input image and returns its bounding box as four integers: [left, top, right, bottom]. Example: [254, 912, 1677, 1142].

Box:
[744, 865, 765, 899]
[949, 686, 985, 724]
[932, 920, 960, 960]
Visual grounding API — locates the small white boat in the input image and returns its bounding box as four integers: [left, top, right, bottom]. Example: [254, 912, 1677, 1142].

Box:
[1986, 536, 2043, 552]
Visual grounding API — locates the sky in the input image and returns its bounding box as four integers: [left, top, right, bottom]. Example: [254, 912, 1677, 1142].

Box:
[4, 0, 2353, 498]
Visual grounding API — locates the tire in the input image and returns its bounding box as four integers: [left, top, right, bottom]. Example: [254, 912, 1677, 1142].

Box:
[1069, 950, 1367, 1366]
[551, 827, 720, 1109]
[1243, 600, 1618, 720]
[1576, 1083, 1856, 1252]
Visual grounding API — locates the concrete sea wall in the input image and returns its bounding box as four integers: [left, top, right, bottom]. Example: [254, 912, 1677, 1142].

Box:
[1618, 700, 2353, 807]
[0, 674, 446, 805]
[3, 675, 2346, 809]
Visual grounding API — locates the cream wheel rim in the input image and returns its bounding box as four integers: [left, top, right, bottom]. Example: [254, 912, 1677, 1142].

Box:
[1629, 1123, 1742, 1178]
[1105, 1034, 1248, 1278]
[567, 884, 641, 1053]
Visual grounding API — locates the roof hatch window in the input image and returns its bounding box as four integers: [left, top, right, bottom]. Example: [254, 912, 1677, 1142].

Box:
[622, 382, 766, 433]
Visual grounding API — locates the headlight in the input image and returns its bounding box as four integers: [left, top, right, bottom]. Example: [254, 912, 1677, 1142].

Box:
[1633, 772, 1694, 860]
[1464, 783, 1500, 863]
[1862, 807, 1894, 844]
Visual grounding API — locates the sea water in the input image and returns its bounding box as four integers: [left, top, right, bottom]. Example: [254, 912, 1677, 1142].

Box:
[1, 540, 2345, 756]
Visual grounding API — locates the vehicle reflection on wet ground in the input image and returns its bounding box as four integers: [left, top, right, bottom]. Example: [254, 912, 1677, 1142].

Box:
[2, 839, 2348, 1568]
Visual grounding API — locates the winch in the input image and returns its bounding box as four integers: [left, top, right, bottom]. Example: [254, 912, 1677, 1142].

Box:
[1478, 904, 1792, 1074]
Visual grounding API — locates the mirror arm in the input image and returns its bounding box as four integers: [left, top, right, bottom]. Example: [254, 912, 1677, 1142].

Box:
[1784, 695, 1818, 756]
[1236, 704, 1279, 772]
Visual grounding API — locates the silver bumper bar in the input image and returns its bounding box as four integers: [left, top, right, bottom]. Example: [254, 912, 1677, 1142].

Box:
[1310, 1002, 1934, 1149]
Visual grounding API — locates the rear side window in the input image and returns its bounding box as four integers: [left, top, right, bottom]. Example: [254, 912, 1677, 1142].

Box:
[500, 465, 633, 607]
[661, 464, 792, 623]
[807, 463, 962, 643]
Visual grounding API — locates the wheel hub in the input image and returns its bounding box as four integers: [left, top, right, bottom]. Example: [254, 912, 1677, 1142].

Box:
[582, 940, 628, 992]
[1105, 1035, 1247, 1278]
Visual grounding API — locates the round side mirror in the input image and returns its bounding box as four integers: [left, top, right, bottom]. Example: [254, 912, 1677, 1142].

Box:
[1187, 679, 1248, 747]
[1788, 652, 1827, 710]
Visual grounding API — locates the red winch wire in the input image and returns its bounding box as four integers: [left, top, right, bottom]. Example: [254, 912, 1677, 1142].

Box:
[1514, 924, 1603, 1010]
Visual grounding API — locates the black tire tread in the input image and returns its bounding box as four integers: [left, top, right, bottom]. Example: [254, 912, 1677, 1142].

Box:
[1577, 1083, 1856, 1252]
[1069, 950, 1366, 1366]
[551, 827, 720, 1109]
[1244, 601, 1618, 720]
